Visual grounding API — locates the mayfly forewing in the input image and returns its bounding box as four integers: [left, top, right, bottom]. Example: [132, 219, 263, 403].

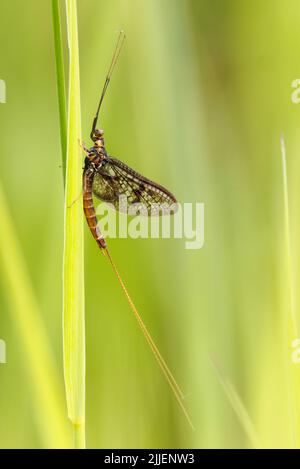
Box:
[92, 156, 178, 215]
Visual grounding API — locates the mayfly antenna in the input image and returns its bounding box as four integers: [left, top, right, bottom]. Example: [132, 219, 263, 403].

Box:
[91, 30, 126, 138]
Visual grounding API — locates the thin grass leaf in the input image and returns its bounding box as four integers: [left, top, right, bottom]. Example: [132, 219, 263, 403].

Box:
[52, 0, 67, 185]
[280, 134, 300, 447]
[0, 181, 71, 448]
[63, 0, 85, 448]
[280, 135, 298, 335]
[211, 356, 260, 448]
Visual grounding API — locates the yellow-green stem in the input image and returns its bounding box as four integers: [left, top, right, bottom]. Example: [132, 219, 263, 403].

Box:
[52, 0, 67, 184]
[280, 135, 300, 447]
[63, 0, 85, 448]
[73, 423, 86, 449]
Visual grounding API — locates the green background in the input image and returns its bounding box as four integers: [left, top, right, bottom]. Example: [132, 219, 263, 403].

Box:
[0, 0, 300, 448]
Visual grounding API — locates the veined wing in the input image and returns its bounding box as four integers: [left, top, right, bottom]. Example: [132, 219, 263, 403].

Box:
[92, 156, 178, 215]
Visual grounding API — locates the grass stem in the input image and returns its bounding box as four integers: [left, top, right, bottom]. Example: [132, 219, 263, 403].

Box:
[280, 134, 300, 447]
[280, 134, 298, 335]
[63, 0, 85, 449]
[52, 0, 67, 185]
[211, 356, 259, 448]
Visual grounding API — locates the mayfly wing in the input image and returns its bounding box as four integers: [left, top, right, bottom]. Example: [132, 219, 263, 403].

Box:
[92, 156, 178, 215]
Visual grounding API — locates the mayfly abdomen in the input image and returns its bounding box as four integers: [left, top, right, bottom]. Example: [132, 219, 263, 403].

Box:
[83, 169, 106, 249]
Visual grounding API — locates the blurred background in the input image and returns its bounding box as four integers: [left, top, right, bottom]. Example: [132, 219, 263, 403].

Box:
[0, 0, 300, 448]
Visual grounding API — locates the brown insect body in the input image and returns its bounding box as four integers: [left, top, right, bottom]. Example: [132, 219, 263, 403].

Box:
[82, 34, 177, 250]
[83, 130, 107, 249]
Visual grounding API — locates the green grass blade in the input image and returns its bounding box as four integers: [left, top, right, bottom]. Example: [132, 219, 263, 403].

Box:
[280, 135, 298, 335]
[52, 0, 67, 185]
[63, 0, 85, 448]
[52, 0, 67, 182]
[280, 134, 300, 447]
[0, 181, 71, 448]
[211, 357, 260, 448]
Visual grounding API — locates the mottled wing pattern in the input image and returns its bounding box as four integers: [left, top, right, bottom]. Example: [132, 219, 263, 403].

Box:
[92, 156, 177, 215]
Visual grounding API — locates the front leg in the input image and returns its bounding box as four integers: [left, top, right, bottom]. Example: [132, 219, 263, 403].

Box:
[78, 139, 89, 155]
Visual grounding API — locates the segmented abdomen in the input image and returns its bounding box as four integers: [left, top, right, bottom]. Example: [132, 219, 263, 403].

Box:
[83, 169, 106, 249]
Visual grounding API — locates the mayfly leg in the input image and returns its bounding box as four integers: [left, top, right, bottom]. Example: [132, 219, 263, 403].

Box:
[67, 140, 90, 209]
[67, 191, 83, 209]
[78, 139, 89, 155]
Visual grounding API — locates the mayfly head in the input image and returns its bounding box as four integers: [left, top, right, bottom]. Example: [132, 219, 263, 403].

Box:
[91, 128, 104, 146]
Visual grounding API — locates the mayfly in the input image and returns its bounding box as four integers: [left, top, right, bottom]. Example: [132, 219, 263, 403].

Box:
[81, 32, 193, 429]
[82, 31, 177, 249]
